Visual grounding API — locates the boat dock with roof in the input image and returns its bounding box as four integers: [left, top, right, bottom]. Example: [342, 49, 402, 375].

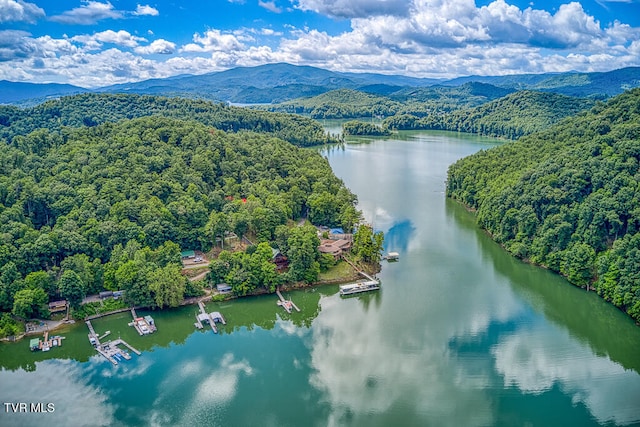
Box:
[129, 307, 156, 335]
[29, 331, 65, 351]
[194, 300, 226, 333]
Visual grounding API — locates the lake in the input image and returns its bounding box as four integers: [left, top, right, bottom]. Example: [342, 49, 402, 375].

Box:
[1, 131, 639, 427]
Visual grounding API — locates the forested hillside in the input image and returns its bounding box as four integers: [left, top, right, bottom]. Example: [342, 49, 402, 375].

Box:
[384, 91, 594, 139]
[0, 93, 336, 147]
[0, 116, 359, 321]
[266, 83, 513, 120]
[267, 89, 403, 119]
[446, 88, 640, 322]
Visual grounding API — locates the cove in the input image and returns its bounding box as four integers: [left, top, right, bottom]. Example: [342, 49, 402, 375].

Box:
[1, 131, 639, 427]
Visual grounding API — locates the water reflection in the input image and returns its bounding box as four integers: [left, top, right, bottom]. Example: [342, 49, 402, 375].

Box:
[445, 194, 640, 425]
[492, 326, 640, 425]
[0, 359, 115, 427]
[383, 219, 416, 254]
[149, 353, 253, 426]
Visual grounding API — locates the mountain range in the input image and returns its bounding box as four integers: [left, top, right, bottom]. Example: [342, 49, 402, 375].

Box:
[2, 63, 640, 106]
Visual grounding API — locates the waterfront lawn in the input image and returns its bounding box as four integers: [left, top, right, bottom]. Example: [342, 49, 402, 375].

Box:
[317, 261, 356, 282]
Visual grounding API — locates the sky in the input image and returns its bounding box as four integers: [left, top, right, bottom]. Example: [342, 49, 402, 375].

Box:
[1, 0, 639, 87]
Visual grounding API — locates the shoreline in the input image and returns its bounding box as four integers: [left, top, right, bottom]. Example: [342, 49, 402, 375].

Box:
[2, 260, 379, 343]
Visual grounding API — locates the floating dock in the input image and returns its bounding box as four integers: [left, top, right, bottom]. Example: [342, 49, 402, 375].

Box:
[86, 320, 141, 365]
[194, 300, 225, 333]
[30, 331, 65, 352]
[276, 288, 300, 313]
[339, 257, 381, 297]
[382, 251, 399, 261]
[129, 308, 156, 335]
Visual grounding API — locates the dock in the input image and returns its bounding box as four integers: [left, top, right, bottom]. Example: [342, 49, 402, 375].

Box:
[276, 288, 300, 313]
[339, 256, 381, 297]
[86, 320, 141, 365]
[128, 307, 156, 335]
[194, 300, 225, 333]
[30, 331, 65, 352]
[382, 251, 399, 261]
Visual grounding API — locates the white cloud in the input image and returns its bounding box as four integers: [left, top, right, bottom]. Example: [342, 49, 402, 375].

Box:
[72, 30, 147, 49]
[295, 0, 411, 18]
[0, 30, 38, 61]
[133, 4, 159, 16]
[2, 0, 640, 86]
[181, 29, 249, 53]
[259, 0, 282, 13]
[134, 39, 176, 54]
[49, 1, 123, 25]
[0, 0, 44, 23]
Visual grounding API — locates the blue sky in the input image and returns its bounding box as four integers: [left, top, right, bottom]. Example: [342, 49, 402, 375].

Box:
[1, 0, 639, 87]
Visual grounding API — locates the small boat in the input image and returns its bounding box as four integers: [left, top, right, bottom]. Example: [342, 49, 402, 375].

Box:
[385, 251, 399, 261]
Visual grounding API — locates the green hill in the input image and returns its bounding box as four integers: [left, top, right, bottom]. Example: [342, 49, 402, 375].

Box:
[446, 88, 640, 322]
[0, 116, 358, 315]
[388, 91, 594, 139]
[0, 93, 335, 147]
[267, 88, 403, 119]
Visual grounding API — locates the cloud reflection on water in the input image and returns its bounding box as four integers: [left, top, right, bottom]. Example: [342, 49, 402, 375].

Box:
[148, 352, 253, 426]
[492, 326, 640, 425]
[0, 359, 115, 427]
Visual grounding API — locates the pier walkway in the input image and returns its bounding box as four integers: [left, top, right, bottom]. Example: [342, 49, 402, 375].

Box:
[341, 256, 379, 282]
[86, 320, 141, 365]
[276, 288, 300, 313]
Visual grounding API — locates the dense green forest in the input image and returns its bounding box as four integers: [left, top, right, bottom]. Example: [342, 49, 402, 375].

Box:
[266, 89, 403, 119]
[0, 115, 362, 327]
[384, 91, 594, 139]
[0, 93, 337, 147]
[265, 85, 593, 140]
[342, 120, 391, 136]
[266, 83, 514, 120]
[446, 88, 640, 322]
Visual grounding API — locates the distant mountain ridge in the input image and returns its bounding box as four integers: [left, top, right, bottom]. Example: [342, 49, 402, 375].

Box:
[2, 63, 640, 105]
[0, 80, 85, 105]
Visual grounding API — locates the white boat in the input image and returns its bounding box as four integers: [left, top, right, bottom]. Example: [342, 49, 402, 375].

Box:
[386, 251, 399, 261]
[339, 280, 380, 296]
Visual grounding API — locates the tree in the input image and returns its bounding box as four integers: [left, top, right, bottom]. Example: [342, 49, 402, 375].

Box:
[286, 225, 321, 283]
[206, 211, 229, 248]
[24, 271, 57, 299]
[353, 224, 384, 264]
[59, 270, 85, 309]
[115, 260, 153, 307]
[12, 288, 48, 319]
[148, 264, 186, 309]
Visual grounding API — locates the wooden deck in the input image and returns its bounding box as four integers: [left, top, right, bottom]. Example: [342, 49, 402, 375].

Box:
[276, 288, 300, 313]
[86, 320, 141, 365]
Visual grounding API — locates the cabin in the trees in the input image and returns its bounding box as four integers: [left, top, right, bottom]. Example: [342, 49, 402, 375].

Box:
[318, 239, 352, 259]
[271, 248, 289, 270]
[48, 300, 68, 313]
